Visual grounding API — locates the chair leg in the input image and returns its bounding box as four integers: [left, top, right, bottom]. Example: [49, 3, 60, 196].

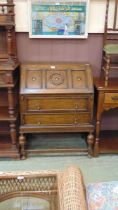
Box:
[101, 51, 105, 79]
[104, 54, 110, 86]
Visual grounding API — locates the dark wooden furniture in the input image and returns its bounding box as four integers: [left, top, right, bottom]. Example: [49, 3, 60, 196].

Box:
[0, 0, 17, 62]
[0, 61, 20, 158]
[19, 63, 94, 159]
[0, 1, 19, 158]
[102, 0, 118, 86]
[94, 78, 118, 156]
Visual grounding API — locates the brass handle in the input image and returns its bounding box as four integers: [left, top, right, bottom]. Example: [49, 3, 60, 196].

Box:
[37, 121, 41, 125]
[37, 105, 41, 110]
[75, 104, 79, 109]
[32, 77, 36, 81]
[74, 119, 78, 124]
[111, 96, 118, 101]
[77, 77, 81, 81]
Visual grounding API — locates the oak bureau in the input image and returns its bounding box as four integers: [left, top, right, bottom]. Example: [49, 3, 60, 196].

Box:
[19, 63, 94, 159]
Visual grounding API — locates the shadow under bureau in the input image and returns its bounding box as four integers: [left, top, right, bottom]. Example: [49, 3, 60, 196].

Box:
[19, 63, 94, 159]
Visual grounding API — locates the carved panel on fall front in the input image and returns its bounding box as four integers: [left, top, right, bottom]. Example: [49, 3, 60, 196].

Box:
[46, 70, 68, 89]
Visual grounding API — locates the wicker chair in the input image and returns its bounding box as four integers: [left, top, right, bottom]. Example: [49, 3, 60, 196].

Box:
[0, 166, 87, 210]
[0, 166, 118, 210]
[102, 0, 118, 86]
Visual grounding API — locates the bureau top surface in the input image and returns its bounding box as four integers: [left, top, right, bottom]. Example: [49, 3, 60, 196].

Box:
[20, 63, 94, 94]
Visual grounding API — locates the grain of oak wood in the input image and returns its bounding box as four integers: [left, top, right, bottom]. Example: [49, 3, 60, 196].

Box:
[19, 63, 94, 159]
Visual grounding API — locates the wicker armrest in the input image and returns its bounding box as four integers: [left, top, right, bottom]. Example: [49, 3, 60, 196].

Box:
[58, 166, 87, 210]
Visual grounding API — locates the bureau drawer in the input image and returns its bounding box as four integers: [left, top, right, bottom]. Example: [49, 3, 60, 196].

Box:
[22, 113, 91, 126]
[23, 97, 90, 112]
[0, 72, 13, 86]
[104, 93, 118, 104]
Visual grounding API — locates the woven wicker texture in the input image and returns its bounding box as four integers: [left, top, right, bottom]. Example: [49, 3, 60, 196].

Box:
[0, 166, 87, 210]
[58, 166, 87, 210]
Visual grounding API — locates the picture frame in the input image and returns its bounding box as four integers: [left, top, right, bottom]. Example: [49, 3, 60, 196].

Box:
[28, 0, 89, 39]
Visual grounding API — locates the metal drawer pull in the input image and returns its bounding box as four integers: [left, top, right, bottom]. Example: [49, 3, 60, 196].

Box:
[37, 106, 41, 110]
[111, 96, 118, 101]
[37, 121, 41, 125]
[32, 77, 36, 81]
[77, 77, 81, 81]
[75, 104, 79, 109]
[74, 119, 78, 124]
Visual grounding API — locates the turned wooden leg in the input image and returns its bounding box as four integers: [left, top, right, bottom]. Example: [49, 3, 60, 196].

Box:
[94, 103, 102, 157]
[94, 89, 104, 157]
[87, 132, 94, 157]
[9, 122, 17, 149]
[94, 120, 100, 157]
[8, 87, 18, 150]
[105, 55, 110, 87]
[19, 134, 26, 160]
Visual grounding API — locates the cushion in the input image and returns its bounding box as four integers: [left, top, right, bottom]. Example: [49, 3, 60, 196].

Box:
[103, 44, 118, 54]
[86, 181, 118, 210]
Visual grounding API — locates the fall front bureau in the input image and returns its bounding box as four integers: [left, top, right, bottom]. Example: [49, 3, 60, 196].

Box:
[19, 63, 94, 159]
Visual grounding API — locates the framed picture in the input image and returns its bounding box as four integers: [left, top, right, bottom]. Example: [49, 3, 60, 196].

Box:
[29, 0, 89, 38]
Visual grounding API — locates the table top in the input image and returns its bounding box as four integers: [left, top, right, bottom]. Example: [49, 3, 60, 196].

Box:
[94, 78, 118, 91]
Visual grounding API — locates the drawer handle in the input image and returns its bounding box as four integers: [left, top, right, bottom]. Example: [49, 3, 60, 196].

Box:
[111, 96, 118, 101]
[32, 77, 36, 81]
[77, 77, 81, 81]
[75, 104, 79, 109]
[37, 106, 41, 110]
[37, 121, 41, 125]
[74, 119, 78, 124]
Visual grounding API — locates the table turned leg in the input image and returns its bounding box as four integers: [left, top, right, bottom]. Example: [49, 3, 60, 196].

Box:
[94, 120, 101, 157]
[8, 87, 17, 149]
[94, 91, 104, 157]
[19, 134, 26, 160]
[104, 54, 110, 87]
[87, 132, 94, 157]
[10, 122, 17, 149]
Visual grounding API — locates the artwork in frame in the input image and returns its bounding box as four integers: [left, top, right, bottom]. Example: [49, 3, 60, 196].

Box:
[29, 0, 89, 38]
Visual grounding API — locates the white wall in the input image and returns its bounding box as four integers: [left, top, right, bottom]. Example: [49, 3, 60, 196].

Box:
[14, 0, 106, 33]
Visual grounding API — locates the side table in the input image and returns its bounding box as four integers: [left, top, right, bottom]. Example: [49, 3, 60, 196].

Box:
[94, 78, 118, 156]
